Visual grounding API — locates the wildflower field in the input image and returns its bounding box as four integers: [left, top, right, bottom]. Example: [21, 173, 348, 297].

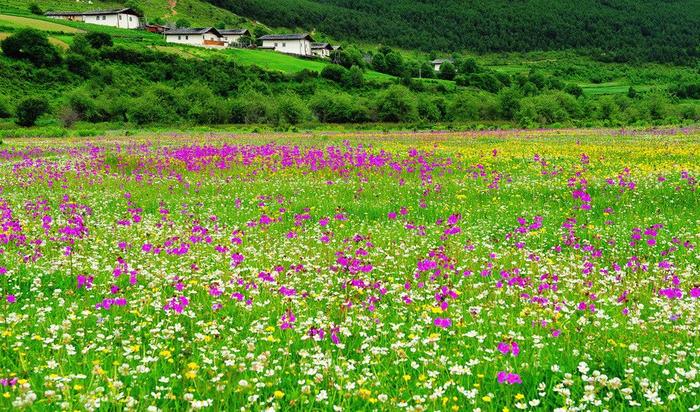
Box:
[0, 129, 698, 411]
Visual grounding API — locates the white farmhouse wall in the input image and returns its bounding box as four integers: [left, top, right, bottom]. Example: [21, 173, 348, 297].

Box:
[80, 13, 140, 29]
[262, 39, 311, 56]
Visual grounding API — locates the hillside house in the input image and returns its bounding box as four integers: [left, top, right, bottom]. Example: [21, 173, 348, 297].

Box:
[164, 28, 226, 48]
[220, 29, 251, 47]
[45, 8, 142, 29]
[431, 58, 453, 71]
[259, 34, 314, 56]
[311, 43, 334, 58]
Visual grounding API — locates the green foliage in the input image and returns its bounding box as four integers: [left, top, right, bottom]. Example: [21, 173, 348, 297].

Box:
[320, 64, 348, 83]
[309, 91, 370, 123]
[28, 3, 43, 15]
[0, 96, 12, 119]
[84, 32, 114, 49]
[1, 29, 61, 67]
[15, 96, 49, 127]
[374, 85, 418, 122]
[206, 0, 700, 64]
[438, 61, 456, 81]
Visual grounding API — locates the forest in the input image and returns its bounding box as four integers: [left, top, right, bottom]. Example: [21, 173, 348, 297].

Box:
[205, 0, 700, 64]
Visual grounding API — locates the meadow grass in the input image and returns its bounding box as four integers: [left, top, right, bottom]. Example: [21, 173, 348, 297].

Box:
[0, 129, 698, 410]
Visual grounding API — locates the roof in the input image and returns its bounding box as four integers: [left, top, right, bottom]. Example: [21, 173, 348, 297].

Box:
[311, 42, 333, 50]
[219, 29, 250, 36]
[45, 8, 141, 17]
[259, 33, 314, 41]
[164, 27, 222, 36]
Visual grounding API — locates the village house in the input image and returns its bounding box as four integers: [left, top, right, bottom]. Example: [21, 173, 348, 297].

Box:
[164, 28, 226, 48]
[258, 34, 314, 56]
[311, 43, 334, 58]
[431, 58, 453, 72]
[45, 8, 142, 29]
[219, 29, 251, 47]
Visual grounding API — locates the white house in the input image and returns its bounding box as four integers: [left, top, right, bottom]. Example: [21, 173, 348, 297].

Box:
[311, 43, 334, 58]
[164, 28, 226, 48]
[45, 8, 141, 29]
[219, 29, 251, 47]
[431, 58, 453, 72]
[258, 34, 314, 56]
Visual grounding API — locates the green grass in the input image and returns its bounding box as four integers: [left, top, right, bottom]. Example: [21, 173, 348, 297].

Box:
[0, 13, 82, 32]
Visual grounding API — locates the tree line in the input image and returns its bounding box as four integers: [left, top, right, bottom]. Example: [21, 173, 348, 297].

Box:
[1, 29, 698, 129]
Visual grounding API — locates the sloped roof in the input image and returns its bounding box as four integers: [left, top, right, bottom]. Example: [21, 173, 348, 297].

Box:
[219, 29, 250, 36]
[164, 27, 222, 36]
[259, 33, 314, 41]
[311, 42, 333, 50]
[46, 8, 141, 17]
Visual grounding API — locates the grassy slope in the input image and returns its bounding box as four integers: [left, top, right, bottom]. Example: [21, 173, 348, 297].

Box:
[0, 0, 248, 27]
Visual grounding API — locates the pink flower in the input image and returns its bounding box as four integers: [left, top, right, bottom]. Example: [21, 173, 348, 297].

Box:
[433, 317, 452, 328]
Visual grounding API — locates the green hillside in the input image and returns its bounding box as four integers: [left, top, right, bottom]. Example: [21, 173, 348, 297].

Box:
[0, 0, 247, 27]
[205, 0, 700, 64]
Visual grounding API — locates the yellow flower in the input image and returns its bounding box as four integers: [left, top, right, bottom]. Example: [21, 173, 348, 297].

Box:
[274, 390, 285, 399]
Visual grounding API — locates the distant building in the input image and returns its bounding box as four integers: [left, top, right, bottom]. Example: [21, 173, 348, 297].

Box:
[311, 43, 334, 58]
[220, 29, 251, 47]
[45, 8, 142, 29]
[164, 28, 226, 48]
[431, 58, 453, 72]
[258, 34, 314, 56]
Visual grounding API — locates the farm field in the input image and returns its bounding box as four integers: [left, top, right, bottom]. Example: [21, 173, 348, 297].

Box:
[0, 129, 698, 410]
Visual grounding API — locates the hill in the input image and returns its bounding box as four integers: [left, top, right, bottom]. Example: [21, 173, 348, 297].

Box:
[0, 0, 247, 27]
[204, 0, 700, 64]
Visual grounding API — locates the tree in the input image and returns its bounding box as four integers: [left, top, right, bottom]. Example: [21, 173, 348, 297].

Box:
[29, 3, 43, 15]
[1, 29, 61, 67]
[384, 51, 404, 77]
[15, 96, 49, 127]
[320, 64, 348, 83]
[374, 85, 418, 122]
[439, 61, 456, 80]
[344, 66, 364, 88]
[85, 32, 113, 49]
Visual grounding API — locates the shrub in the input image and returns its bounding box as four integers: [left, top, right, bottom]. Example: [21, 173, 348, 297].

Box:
[84, 32, 113, 49]
[272, 94, 310, 125]
[1, 29, 61, 67]
[320, 64, 349, 84]
[438, 61, 456, 81]
[374, 85, 418, 122]
[0, 97, 11, 119]
[29, 3, 43, 15]
[15, 96, 49, 127]
[65, 54, 92, 77]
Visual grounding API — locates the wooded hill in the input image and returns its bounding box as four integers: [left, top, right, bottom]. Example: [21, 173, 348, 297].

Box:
[205, 0, 700, 64]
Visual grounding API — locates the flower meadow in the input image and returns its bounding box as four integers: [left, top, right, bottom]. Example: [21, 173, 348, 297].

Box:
[0, 129, 698, 411]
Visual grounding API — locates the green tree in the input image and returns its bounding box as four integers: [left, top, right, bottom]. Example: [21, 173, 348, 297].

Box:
[1, 29, 61, 67]
[374, 85, 418, 122]
[439, 61, 456, 80]
[15, 96, 49, 127]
